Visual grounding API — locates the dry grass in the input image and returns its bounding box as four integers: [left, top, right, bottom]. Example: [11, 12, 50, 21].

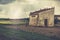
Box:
[5, 25, 60, 38]
[0, 24, 57, 40]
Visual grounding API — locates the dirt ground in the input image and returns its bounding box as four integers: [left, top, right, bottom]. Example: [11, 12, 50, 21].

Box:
[4, 24, 60, 38]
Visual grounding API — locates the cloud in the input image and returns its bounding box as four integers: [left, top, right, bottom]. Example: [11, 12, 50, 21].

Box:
[0, 0, 15, 4]
[0, 0, 60, 18]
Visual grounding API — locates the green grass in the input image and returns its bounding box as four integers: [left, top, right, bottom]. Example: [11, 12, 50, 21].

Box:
[0, 20, 28, 24]
[0, 21, 12, 24]
[0, 25, 55, 40]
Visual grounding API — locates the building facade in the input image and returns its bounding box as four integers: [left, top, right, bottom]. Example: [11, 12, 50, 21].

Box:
[29, 7, 54, 27]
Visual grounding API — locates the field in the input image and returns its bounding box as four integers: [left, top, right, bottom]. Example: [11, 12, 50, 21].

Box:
[0, 25, 57, 40]
[0, 19, 28, 24]
[0, 19, 60, 40]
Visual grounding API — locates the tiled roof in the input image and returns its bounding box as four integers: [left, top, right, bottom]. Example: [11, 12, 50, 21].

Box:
[30, 7, 54, 15]
[54, 15, 60, 17]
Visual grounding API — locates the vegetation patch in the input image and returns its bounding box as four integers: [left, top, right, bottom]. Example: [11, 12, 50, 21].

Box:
[0, 25, 56, 40]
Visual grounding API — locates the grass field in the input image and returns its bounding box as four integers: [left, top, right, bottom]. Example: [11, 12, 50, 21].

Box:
[0, 19, 60, 40]
[0, 19, 28, 24]
[0, 25, 56, 40]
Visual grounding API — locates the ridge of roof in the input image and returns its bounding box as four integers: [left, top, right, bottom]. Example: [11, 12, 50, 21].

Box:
[55, 15, 60, 17]
[30, 7, 54, 15]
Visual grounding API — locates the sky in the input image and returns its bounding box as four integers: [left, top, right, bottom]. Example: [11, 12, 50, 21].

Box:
[0, 0, 60, 19]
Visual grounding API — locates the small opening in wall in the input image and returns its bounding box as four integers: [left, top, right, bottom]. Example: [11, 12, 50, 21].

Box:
[32, 15, 35, 17]
[44, 19, 48, 26]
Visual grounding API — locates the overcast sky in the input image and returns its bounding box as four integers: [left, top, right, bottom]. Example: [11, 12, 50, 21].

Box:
[0, 0, 60, 19]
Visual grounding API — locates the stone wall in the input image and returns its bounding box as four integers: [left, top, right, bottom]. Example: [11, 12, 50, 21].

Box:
[29, 15, 38, 26]
[38, 8, 54, 27]
[29, 8, 54, 27]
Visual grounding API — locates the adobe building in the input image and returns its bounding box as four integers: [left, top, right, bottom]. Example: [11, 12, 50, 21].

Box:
[29, 7, 54, 27]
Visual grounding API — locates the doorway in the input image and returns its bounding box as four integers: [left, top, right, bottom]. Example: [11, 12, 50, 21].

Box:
[44, 19, 48, 26]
